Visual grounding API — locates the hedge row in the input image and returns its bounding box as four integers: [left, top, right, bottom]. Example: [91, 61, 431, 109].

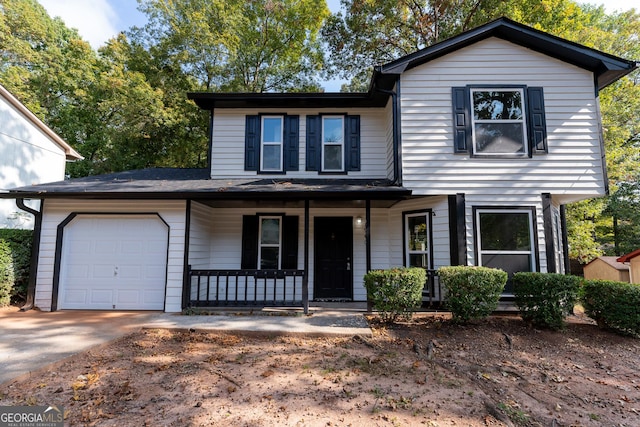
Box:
[582, 280, 640, 337]
[0, 229, 32, 306]
[513, 272, 582, 330]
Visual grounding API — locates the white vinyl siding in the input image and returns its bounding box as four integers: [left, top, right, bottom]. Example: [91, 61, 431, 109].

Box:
[400, 37, 605, 205]
[211, 108, 389, 179]
[36, 200, 186, 312]
[0, 95, 67, 229]
[188, 201, 213, 270]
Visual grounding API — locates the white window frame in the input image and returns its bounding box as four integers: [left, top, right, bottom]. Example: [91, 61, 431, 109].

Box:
[321, 115, 344, 172]
[260, 116, 284, 172]
[404, 212, 431, 269]
[470, 88, 528, 156]
[258, 216, 282, 270]
[476, 208, 536, 272]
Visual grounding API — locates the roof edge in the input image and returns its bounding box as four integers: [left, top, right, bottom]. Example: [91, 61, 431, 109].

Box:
[0, 84, 83, 160]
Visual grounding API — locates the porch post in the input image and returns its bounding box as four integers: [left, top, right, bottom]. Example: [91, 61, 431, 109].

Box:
[303, 199, 310, 314]
[365, 199, 372, 312]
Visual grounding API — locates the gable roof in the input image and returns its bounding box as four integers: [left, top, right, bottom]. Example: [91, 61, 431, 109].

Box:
[588, 256, 629, 271]
[378, 17, 638, 91]
[617, 249, 640, 263]
[189, 17, 638, 110]
[0, 85, 83, 161]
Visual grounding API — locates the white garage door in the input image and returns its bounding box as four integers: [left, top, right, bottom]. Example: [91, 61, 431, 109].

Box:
[58, 215, 169, 310]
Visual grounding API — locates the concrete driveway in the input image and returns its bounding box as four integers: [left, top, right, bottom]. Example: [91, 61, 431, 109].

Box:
[0, 307, 156, 385]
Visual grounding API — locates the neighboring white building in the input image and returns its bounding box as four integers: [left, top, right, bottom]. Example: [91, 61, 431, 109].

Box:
[1, 18, 637, 312]
[0, 85, 82, 228]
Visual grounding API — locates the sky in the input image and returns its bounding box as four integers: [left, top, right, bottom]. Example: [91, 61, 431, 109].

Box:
[38, 0, 640, 91]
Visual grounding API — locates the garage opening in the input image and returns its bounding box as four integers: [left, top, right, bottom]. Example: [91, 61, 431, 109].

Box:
[57, 214, 169, 310]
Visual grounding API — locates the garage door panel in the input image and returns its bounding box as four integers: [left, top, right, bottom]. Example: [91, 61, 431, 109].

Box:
[59, 215, 168, 310]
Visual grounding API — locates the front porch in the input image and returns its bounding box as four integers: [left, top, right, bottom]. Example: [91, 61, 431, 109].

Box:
[186, 267, 444, 311]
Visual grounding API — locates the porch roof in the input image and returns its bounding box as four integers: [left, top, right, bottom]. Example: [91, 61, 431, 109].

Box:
[2, 167, 412, 204]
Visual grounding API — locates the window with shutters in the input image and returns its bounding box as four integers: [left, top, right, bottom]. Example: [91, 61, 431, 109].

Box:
[306, 114, 360, 173]
[452, 85, 547, 157]
[245, 115, 299, 173]
[241, 215, 299, 270]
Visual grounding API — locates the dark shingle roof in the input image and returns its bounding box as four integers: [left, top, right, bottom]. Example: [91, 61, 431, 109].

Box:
[1, 168, 411, 201]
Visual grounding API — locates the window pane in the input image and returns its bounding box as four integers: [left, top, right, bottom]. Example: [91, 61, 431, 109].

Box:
[323, 117, 343, 143]
[480, 213, 531, 251]
[481, 253, 532, 293]
[260, 247, 279, 270]
[409, 253, 428, 268]
[323, 145, 342, 170]
[261, 218, 280, 244]
[408, 216, 428, 251]
[473, 91, 523, 120]
[475, 123, 524, 154]
[263, 118, 282, 142]
[262, 145, 281, 170]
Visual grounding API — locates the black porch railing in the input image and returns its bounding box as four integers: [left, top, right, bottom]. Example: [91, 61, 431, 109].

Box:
[188, 268, 305, 307]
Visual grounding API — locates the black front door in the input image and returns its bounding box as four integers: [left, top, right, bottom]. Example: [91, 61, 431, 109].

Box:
[314, 217, 353, 300]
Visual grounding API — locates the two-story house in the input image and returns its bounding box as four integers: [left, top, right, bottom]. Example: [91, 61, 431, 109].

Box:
[0, 84, 82, 229]
[2, 18, 636, 312]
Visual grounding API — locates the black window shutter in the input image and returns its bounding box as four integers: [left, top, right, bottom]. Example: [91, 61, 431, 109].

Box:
[245, 115, 260, 171]
[527, 87, 547, 154]
[284, 115, 299, 171]
[281, 216, 299, 269]
[452, 87, 471, 153]
[240, 215, 259, 269]
[306, 115, 321, 171]
[345, 115, 361, 171]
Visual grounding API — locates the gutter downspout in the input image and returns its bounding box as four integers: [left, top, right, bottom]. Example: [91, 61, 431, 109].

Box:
[15, 198, 43, 311]
[374, 74, 402, 185]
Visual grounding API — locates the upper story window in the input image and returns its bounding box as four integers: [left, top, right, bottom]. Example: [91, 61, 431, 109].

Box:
[245, 115, 299, 173]
[306, 114, 360, 174]
[453, 85, 547, 157]
[322, 116, 344, 172]
[261, 116, 284, 171]
[471, 89, 526, 156]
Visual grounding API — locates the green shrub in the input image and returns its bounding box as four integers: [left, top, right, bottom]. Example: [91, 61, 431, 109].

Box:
[0, 229, 32, 305]
[513, 272, 582, 330]
[438, 266, 507, 323]
[582, 280, 640, 337]
[364, 267, 426, 323]
[0, 240, 15, 306]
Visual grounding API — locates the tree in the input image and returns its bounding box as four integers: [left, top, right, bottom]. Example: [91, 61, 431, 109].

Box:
[133, 0, 330, 92]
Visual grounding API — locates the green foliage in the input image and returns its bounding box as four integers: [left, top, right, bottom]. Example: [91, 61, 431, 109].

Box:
[0, 229, 32, 305]
[364, 267, 425, 323]
[0, 240, 14, 307]
[582, 280, 640, 337]
[513, 272, 582, 330]
[438, 266, 507, 323]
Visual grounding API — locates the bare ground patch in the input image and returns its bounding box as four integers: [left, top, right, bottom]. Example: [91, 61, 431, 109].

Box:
[1, 313, 639, 426]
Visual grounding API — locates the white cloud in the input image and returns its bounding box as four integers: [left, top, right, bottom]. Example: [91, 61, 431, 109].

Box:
[38, 0, 118, 49]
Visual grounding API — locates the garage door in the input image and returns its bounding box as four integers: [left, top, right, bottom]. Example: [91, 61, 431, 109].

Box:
[58, 215, 169, 310]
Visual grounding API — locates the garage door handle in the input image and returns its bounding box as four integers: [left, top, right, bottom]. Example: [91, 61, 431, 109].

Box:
[114, 266, 118, 277]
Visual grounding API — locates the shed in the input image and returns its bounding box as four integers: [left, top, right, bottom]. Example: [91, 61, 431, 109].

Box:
[583, 257, 630, 283]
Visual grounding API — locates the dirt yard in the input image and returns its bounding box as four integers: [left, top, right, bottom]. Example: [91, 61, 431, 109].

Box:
[1, 313, 639, 426]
